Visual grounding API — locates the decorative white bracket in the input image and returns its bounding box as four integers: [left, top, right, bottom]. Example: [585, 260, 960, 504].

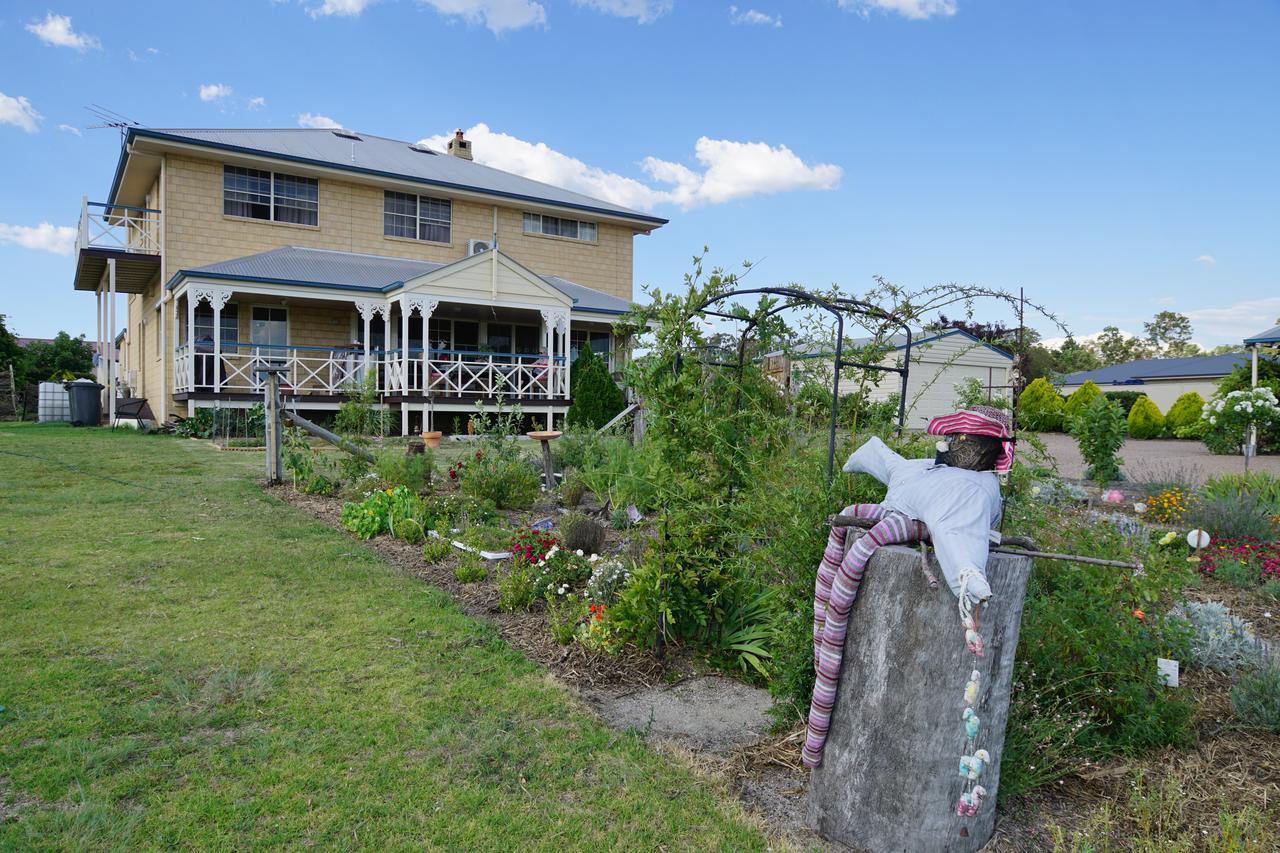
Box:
[354, 299, 388, 321]
[189, 285, 233, 309]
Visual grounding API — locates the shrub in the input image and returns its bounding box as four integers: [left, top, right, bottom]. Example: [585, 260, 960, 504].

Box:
[1262, 579, 1280, 602]
[609, 508, 632, 530]
[1203, 472, 1280, 513]
[1201, 387, 1280, 457]
[340, 489, 394, 539]
[509, 527, 560, 566]
[551, 426, 606, 471]
[1070, 396, 1127, 484]
[1232, 665, 1280, 733]
[545, 592, 585, 645]
[1126, 396, 1165, 440]
[1167, 601, 1266, 672]
[1216, 559, 1260, 589]
[335, 373, 388, 437]
[1173, 420, 1209, 440]
[566, 347, 626, 430]
[584, 557, 632, 606]
[453, 554, 488, 584]
[560, 476, 586, 507]
[497, 560, 540, 611]
[1183, 496, 1279, 542]
[421, 536, 453, 564]
[1063, 381, 1103, 424]
[373, 450, 432, 493]
[1104, 390, 1143, 416]
[457, 446, 542, 510]
[1146, 487, 1192, 524]
[1164, 391, 1205, 436]
[1018, 378, 1065, 431]
[1001, 505, 1196, 798]
[577, 437, 661, 513]
[562, 513, 606, 555]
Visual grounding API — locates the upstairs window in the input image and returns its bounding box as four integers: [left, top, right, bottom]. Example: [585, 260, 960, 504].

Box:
[523, 212, 597, 242]
[384, 191, 451, 243]
[193, 303, 239, 344]
[223, 166, 318, 226]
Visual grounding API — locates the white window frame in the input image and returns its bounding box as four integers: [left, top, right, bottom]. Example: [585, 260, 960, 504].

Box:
[384, 191, 452, 244]
[522, 212, 598, 243]
[222, 166, 319, 226]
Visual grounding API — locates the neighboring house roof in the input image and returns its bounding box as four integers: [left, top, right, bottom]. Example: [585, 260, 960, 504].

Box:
[112, 127, 667, 227]
[815, 328, 1012, 360]
[1059, 353, 1248, 386]
[15, 337, 55, 348]
[1245, 324, 1280, 345]
[169, 246, 632, 316]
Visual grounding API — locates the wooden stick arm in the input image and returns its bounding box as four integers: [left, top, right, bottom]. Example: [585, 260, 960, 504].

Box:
[824, 513, 1141, 571]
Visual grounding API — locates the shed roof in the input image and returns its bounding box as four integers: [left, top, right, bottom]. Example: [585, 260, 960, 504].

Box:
[170, 246, 632, 315]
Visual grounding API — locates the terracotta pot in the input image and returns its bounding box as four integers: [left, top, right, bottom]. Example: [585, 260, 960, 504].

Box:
[422, 430, 443, 449]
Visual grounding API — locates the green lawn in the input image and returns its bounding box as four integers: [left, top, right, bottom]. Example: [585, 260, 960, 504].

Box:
[0, 423, 764, 850]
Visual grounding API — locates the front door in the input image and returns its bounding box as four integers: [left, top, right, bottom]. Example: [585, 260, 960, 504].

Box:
[251, 306, 288, 368]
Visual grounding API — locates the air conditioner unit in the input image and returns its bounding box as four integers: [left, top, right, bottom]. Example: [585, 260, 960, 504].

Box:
[467, 239, 492, 256]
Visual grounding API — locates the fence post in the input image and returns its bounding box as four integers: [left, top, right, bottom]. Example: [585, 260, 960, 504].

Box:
[261, 366, 285, 484]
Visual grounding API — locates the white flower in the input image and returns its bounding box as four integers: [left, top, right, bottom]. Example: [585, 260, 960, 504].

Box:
[1209, 416, 1217, 425]
[575, 549, 583, 557]
[589, 554, 599, 562]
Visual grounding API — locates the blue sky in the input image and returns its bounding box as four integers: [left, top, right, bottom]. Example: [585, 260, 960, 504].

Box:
[1, 0, 1277, 346]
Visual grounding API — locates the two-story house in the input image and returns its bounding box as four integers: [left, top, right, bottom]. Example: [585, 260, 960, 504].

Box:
[72, 127, 666, 432]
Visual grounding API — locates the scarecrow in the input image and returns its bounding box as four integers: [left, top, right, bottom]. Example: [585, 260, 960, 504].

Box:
[803, 405, 1014, 773]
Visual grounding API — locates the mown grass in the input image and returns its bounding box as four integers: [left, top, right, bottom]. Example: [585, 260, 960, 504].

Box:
[0, 423, 764, 850]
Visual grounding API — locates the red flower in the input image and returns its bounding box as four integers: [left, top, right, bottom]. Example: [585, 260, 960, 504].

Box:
[475, 451, 483, 460]
[448, 469, 457, 480]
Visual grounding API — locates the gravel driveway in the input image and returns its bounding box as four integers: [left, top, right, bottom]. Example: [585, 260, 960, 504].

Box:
[1036, 432, 1280, 485]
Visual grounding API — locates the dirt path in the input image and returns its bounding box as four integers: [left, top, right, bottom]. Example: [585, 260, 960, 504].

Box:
[1037, 433, 1280, 484]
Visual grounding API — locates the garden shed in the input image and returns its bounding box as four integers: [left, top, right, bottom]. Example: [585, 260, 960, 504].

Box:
[835, 329, 1013, 427]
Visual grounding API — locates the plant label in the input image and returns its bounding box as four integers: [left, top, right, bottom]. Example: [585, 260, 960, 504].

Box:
[531, 517, 554, 530]
[1156, 657, 1179, 688]
[626, 504, 643, 524]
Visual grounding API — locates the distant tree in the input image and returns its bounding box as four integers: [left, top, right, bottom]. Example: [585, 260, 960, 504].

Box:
[935, 314, 1041, 348]
[0, 315, 24, 386]
[22, 332, 95, 383]
[1144, 310, 1199, 358]
[1052, 337, 1102, 374]
[1206, 344, 1244, 356]
[1095, 326, 1151, 366]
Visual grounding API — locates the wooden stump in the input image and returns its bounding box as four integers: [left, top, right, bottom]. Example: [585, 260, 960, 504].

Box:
[807, 540, 1031, 853]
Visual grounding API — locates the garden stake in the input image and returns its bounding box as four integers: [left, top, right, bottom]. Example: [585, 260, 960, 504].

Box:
[919, 541, 940, 590]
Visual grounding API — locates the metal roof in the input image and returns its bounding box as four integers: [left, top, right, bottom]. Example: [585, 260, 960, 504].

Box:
[117, 127, 666, 226]
[172, 246, 633, 315]
[1245, 324, 1280, 345]
[851, 328, 1014, 360]
[1059, 353, 1248, 386]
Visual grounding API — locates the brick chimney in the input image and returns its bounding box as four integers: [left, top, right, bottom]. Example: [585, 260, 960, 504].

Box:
[447, 128, 472, 160]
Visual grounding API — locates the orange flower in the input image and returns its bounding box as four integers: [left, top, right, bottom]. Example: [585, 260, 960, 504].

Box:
[1132, 609, 1145, 621]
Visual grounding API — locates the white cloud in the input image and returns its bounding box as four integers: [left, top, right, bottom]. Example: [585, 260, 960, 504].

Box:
[418, 0, 547, 33]
[1194, 254, 1216, 267]
[248, 96, 267, 110]
[0, 222, 77, 255]
[838, 0, 956, 20]
[127, 47, 161, 61]
[573, 0, 672, 23]
[642, 137, 842, 208]
[0, 92, 42, 133]
[310, 0, 378, 16]
[298, 112, 343, 128]
[58, 123, 82, 136]
[1186, 298, 1280, 340]
[26, 12, 101, 50]
[729, 5, 781, 26]
[418, 123, 842, 211]
[1041, 328, 1140, 350]
[199, 83, 233, 102]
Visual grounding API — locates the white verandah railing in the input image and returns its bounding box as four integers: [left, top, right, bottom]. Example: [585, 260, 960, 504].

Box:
[174, 344, 568, 399]
[77, 198, 162, 254]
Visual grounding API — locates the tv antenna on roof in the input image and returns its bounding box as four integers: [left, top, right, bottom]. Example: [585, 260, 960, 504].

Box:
[84, 104, 143, 142]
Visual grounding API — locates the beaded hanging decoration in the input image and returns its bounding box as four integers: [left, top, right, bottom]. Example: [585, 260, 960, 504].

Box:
[954, 571, 990, 821]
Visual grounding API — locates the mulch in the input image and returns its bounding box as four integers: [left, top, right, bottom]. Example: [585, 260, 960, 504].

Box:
[268, 481, 1280, 851]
